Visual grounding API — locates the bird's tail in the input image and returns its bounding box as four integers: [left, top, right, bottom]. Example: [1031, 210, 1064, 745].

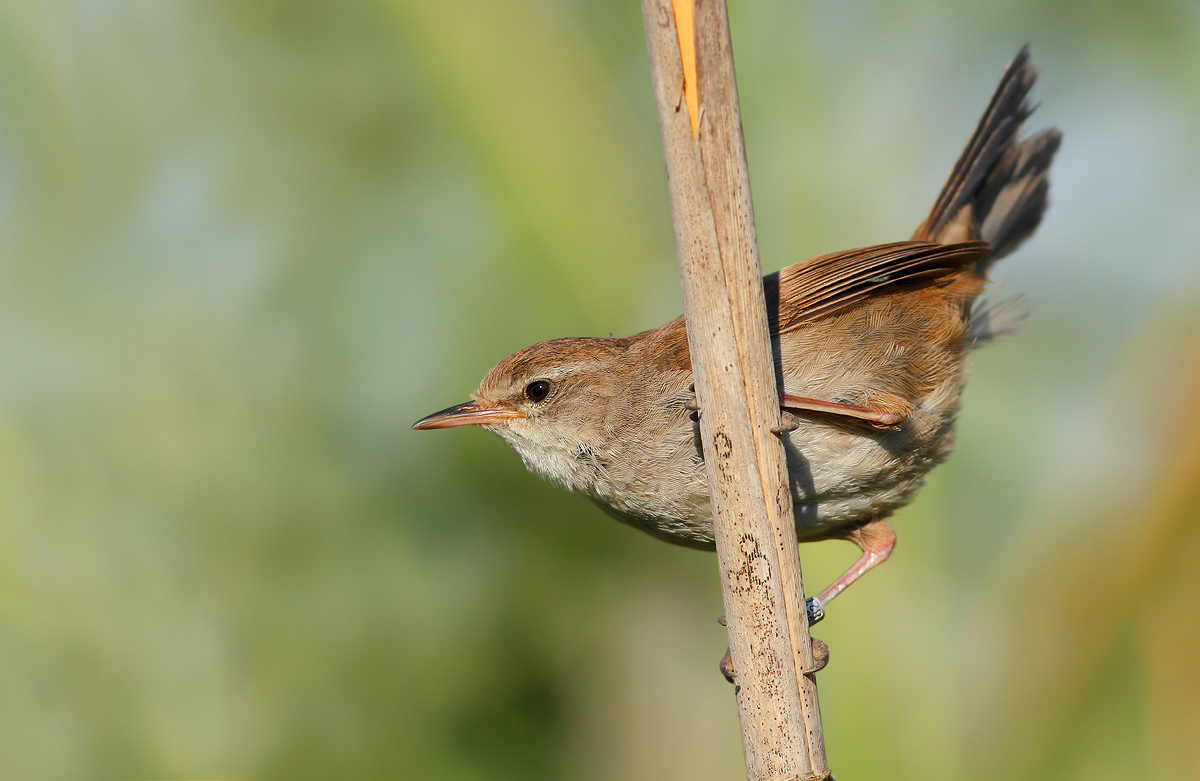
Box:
[912, 45, 1061, 275]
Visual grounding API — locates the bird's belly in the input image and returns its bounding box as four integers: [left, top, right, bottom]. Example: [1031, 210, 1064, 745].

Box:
[784, 410, 955, 541]
[589, 404, 955, 548]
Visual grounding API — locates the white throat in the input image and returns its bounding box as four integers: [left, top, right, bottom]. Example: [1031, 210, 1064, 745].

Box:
[492, 423, 592, 494]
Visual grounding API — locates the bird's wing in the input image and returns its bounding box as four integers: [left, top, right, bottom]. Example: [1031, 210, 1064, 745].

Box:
[766, 240, 990, 331]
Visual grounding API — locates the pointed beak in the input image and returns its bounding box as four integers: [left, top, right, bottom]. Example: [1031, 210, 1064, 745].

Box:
[412, 400, 523, 430]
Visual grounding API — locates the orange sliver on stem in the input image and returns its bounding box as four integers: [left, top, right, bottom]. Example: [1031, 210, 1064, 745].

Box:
[671, 0, 699, 138]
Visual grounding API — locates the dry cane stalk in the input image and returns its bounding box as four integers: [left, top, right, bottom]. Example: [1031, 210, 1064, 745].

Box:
[639, 1, 829, 778]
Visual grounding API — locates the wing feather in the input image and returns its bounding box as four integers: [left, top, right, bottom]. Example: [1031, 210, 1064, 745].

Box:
[765, 240, 990, 331]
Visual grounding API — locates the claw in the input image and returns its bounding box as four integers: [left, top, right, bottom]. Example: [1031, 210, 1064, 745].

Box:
[803, 637, 830, 674]
[684, 383, 701, 421]
[719, 647, 736, 684]
[717, 615, 736, 683]
[772, 410, 800, 435]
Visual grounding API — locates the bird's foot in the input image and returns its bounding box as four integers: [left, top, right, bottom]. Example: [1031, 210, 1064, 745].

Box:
[719, 647, 736, 684]
[684, 384, 701, 421]
[771, 410, 801, 435]
[720, 637, 828, 682]
[804, 637, 830, 675]
[717, 616, 735, 683]
[718, 611, 828, 682]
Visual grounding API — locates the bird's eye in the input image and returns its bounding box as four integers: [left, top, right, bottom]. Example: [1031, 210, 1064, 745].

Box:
[524, 380, 552, 403]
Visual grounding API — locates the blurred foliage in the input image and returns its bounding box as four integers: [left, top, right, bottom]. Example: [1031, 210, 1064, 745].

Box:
[0, 1, 1197, 779]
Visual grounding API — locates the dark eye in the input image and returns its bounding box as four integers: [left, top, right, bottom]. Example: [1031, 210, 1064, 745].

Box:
[524, 380, 552, 403]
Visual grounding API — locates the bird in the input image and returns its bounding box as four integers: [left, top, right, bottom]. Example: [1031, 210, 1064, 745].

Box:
[414, 46, 1060, 624]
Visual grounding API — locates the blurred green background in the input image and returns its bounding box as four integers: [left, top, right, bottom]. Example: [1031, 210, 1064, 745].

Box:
[2, 1, 1198, 779]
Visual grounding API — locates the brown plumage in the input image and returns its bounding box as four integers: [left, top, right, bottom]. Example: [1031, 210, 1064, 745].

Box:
[415, 47, 1061, 619]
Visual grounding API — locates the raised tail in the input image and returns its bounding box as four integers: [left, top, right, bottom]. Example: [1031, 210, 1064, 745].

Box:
[912, 45, 1062, 274]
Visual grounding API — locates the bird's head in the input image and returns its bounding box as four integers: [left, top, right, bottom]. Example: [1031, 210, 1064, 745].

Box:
[413, 337, 631, 489]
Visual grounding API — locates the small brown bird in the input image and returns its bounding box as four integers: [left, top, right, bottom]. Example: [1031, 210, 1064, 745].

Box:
[415, 47, 1060, 623]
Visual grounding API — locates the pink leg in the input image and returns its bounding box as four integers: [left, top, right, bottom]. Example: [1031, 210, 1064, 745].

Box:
[814, 520, 896, 609]
[780, 393, 909, 428]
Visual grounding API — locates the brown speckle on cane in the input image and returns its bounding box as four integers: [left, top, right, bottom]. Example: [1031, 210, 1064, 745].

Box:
[732, 533, 772, 593]
[713, 431, 733, 458]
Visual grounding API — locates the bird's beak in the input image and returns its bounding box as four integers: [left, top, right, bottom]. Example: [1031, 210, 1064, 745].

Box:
[412, 400, 523, 430]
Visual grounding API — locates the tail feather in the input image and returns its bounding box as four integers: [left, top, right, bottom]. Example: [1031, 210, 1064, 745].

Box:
[913, 45, 1061, 273]
[975, 128, 1060, 264]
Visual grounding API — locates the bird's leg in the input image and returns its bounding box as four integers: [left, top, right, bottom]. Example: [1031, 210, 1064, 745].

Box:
[807, 520, 896, 625]
[780, 392, 909, 429]
[687, 387, 905, 432]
